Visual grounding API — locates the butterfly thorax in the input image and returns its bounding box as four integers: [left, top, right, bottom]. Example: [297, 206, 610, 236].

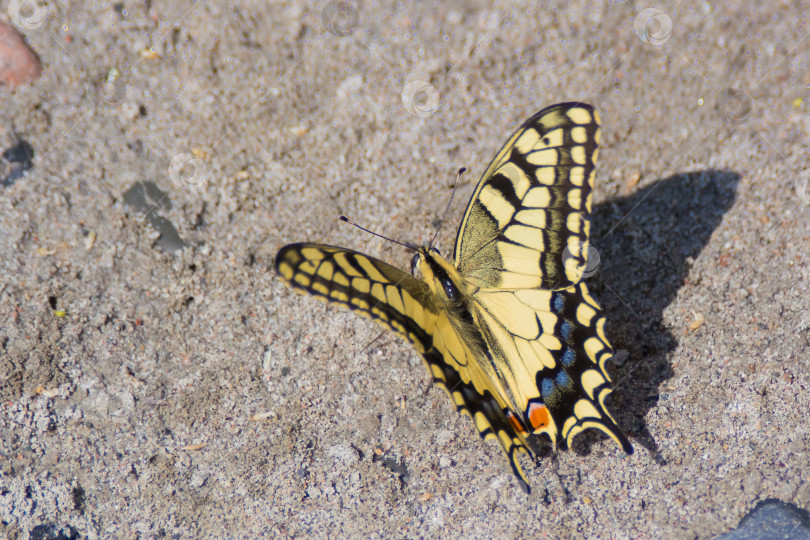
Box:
[413, 247, 486, 347]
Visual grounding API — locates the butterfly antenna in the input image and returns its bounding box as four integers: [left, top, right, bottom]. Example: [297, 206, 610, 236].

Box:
[339, 216, 418, 251]
[428, 167, 466, 251]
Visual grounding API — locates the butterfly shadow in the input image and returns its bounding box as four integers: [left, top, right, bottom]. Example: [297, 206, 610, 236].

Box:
[579, 169, 741, 458]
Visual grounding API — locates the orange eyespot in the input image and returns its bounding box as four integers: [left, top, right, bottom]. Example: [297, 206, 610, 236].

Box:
[528, 402, 550, 430]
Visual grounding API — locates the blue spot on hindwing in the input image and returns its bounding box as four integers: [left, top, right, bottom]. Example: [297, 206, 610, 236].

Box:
[560, 321, 573, 341]
[561, 347, 576, 367]
[541, 378, 554, 399]
[553, 293, 565, 313]
[555, 371, 572, 389]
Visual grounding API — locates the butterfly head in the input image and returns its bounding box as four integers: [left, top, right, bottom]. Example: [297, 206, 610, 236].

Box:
[413, 246, 465, 304]
[410, 246, 441, 275]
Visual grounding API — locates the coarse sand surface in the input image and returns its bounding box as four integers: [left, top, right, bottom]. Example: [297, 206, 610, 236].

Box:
[1, 1, 809, 538]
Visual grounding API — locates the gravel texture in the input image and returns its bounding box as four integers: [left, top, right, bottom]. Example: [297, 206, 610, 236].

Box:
[1, 1, 808, 538]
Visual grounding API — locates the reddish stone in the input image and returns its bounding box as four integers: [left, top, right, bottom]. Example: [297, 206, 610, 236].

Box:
[0, 21, 42, 89]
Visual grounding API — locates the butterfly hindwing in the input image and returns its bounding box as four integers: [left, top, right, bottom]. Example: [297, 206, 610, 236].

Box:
[423, 347, 532, 492]
[470, 280, 632, 453]
[455, 103, 601, 291]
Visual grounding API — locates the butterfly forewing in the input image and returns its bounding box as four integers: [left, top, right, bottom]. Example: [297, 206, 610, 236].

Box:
[275, 243, 436, 352]
[455, 103, 601, 291]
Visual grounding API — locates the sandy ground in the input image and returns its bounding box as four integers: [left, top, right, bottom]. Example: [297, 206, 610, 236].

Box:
[1, 1, 809, 538]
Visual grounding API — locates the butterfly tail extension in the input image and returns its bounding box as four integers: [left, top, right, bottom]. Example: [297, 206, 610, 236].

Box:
[548, 283, 634, 454]
[556, 373, 634, 455]
[574, 410, 634, 456]
[422, 347, 533, 494]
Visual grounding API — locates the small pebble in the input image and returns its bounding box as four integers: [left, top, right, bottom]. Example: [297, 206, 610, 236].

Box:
[0, 21, 42, 89]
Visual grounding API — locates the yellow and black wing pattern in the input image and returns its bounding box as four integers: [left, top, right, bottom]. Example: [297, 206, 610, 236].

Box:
[451, 102, 633, 455]
[275, 102, 631, 493]
[455, 102, 601, 291]
[275, 243, 534, 490]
